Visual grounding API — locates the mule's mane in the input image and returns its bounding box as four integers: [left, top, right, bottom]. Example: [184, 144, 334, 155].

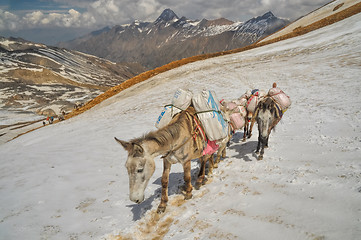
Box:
[260, 97, 275, 110]
[132, 107, 194, 147]
[257, 96, 282, 121]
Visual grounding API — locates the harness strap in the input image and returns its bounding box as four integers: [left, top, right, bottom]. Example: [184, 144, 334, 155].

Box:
[192, 115, 206, 141]
[164, 104, 184, 111]
[247, 95, 257, 106]
[195, 109, 222, 115]
[269, 90, 284, 97]
[274, 102, 283, 118]
[268, 97, 283, 119]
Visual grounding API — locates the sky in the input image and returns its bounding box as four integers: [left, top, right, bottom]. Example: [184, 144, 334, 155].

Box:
[0, 0, 331, 44]
[0, 7, 360, 238]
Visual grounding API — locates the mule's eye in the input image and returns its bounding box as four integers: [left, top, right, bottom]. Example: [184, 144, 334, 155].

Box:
[137, 168, 144, 173]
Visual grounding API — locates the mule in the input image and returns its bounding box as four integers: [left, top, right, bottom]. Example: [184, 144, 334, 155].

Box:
[115, 105, 208, 213]
[219, 100, 247, 142]
[250, 97, 282, 160]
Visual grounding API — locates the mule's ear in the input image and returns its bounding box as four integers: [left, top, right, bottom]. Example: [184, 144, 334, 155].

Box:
[114, 137, 132, 151]
[114, 137, 144, 157]
[132, 143, 144, 157]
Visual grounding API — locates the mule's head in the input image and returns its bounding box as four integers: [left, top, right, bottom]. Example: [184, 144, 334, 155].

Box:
[256, 99, 278, 143]
[220, 102, 238, 122]
[114, 137, 155, 204]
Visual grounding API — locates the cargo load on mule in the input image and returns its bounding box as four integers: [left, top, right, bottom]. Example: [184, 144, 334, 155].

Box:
[220, 100, 247, 130]
[268, 86, 291, 112]
[155, 89, 228, 158]
[155, 88, 193, 129]
[233, 89, 251, 107]
[192, 90, 228, 141]
[246, 89, 266, 113]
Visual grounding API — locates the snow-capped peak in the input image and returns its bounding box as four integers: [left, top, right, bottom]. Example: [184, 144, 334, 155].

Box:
[155, 8, 179, 23]
[261, 11, 275, 19]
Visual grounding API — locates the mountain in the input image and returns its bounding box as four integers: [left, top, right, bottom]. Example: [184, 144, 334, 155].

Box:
[155, 8, 179, 23]
[0, 37, 145, 116]
[57, 9, 290, 69]
[231, 11, 290, 45]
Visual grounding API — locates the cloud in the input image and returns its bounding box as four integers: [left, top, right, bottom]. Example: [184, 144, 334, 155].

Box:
[0, 10, 20, 30]
[1, 0, 330, 32]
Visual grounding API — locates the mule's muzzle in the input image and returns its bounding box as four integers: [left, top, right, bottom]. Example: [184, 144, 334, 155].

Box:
[130, 195, 145, 204]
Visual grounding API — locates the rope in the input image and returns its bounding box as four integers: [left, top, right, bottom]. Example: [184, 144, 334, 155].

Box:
[195, 109, 222, 115]
[164, 104, 184, 111]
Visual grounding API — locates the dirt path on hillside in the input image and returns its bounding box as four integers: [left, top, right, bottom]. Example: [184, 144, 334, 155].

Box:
[0, 119, 46, 145]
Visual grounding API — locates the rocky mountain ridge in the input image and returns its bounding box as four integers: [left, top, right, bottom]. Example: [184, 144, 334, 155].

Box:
[58, 9, 290, 69]
[0, 37, 145, 117]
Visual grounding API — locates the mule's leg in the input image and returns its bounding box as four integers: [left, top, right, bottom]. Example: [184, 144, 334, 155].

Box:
[265, 136, 269, 148]
[157, 159, 171, 213]
[183, 160, 193, 199]
[215, 142, 227, 167]
[243, 119, 248, 142]
[256, 134, 261, 154]
[243, 126, 247, 142]
[248, 118, 255, 138]
[258, 144, 265, 160]
[208, 154, 214, 176]
[214, 146, 223, 168]
[195, 156, 207, 190]
[258, 135, 268, 160]
[214, 150, 220, 168]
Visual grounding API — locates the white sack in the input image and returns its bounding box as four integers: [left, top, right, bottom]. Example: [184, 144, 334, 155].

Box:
[172, 88, 193, 110]
[155, 88, 192, 128]
[268, 88, 291, 110]
[192, 90, 228, 141]
[155, 105, 181, 129]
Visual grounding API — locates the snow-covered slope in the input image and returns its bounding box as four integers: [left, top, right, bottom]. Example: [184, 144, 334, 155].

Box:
[0, 11, 360, 240]
[260, 0, 361, 43]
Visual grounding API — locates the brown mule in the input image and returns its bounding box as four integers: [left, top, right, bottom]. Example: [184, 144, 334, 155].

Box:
[115, 105, 208, 213]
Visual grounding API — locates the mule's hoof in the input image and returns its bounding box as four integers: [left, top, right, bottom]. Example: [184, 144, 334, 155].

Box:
[184, 193, 193, 200]
[255, 150, 259, 154]
[242, 138, 246, 142]
[264, 146, 269, 149]
[195, 182, 202, 190]
[202, 178, 209, 185]
[157, 206, 166, 214]
[213, 163, 218, 168]
[258, 156, 263, 161]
